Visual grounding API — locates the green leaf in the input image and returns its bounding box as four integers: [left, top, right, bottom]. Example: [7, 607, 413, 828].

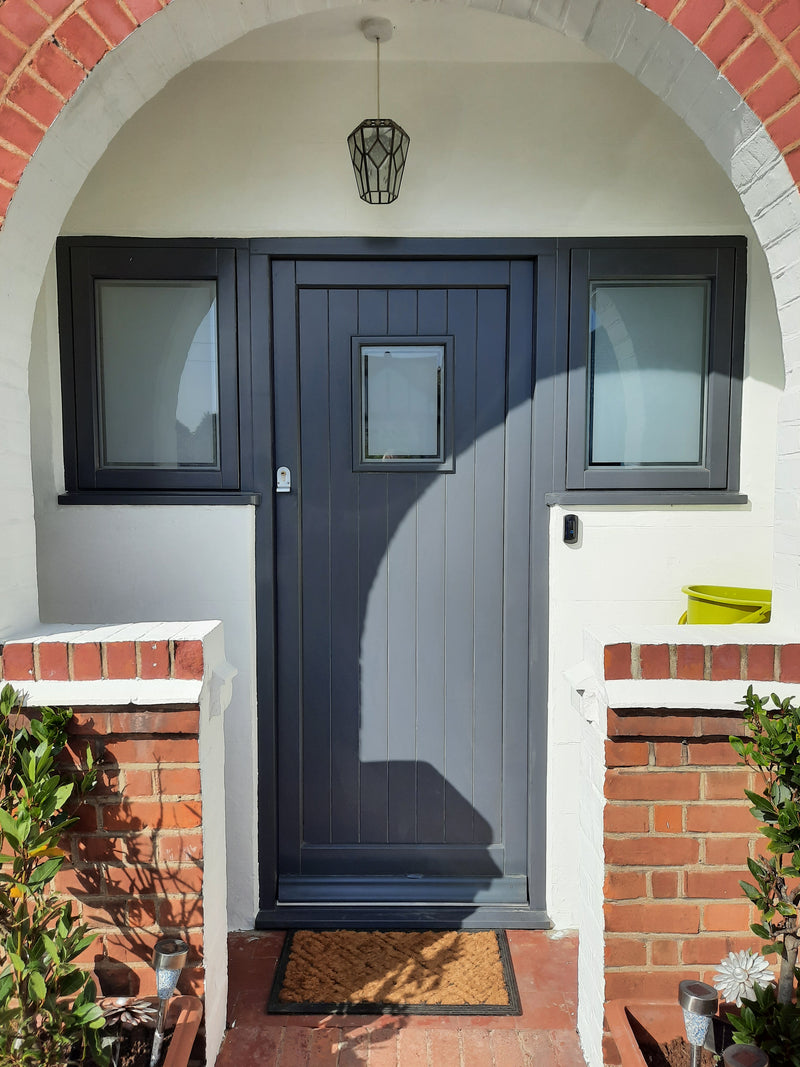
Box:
[751, 923, 772, 939]
[0, 810, 20, 849]
[27, 971, 46, 1003]
[40, 933, 59, 963]
[741, 881, 763, 902]
[27, 856, 63, 888]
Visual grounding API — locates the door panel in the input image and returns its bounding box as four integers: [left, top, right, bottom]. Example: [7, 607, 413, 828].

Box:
[272, 259, 535, 914]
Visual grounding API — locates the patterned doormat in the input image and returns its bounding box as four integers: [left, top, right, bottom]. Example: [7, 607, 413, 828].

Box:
[267, 929, 521, 1016]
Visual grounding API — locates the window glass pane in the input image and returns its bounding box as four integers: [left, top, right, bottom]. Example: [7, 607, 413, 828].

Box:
[95, 280, 219, 469]
[361, 345, 444, 461]
[588, 281, 710, 466]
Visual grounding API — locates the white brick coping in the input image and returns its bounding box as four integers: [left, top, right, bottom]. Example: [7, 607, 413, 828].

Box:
[584, 622, 799, 649]
[604, 678, 799, 710]
[3, 621, 237, 713]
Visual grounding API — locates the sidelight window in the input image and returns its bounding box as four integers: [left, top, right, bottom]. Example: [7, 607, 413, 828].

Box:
[57, 240, 242, 494]
[565, 242, 745, 492]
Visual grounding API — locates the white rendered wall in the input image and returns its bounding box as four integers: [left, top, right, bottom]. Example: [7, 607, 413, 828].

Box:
[27, 27, 784, 939]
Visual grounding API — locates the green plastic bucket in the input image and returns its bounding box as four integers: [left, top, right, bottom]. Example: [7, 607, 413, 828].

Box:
[679, 585, 772, 625]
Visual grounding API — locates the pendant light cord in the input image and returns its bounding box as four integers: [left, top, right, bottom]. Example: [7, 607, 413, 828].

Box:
[376, 37, 381, 120]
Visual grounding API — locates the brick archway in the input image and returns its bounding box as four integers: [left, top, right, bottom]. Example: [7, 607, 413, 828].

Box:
[1, 0, 800, 225]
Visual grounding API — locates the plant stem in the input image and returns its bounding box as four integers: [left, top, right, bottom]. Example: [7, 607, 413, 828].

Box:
[777, 931, 798, 1004]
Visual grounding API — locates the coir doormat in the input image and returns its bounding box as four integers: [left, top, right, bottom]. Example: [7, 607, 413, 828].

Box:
[267, 929, 521, 1016]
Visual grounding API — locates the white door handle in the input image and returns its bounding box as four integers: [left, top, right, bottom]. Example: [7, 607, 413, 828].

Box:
[276, 467, 291, 493]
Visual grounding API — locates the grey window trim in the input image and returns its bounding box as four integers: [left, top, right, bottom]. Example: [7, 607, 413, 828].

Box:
[546, 490, 749, 506]
[562, 239, 745, 492]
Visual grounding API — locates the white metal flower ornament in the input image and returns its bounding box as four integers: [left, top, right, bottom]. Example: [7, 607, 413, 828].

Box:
[713, 949, 774, 1005]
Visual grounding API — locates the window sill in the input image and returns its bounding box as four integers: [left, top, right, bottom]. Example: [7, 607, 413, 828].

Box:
[546, 491, 749, 507]
[58, 491, 261, 506]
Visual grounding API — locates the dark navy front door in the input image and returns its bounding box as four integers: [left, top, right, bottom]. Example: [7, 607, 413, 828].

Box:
[268, 256, 541, 923]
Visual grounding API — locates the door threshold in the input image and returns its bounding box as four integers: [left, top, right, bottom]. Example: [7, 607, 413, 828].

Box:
[255, 904, 552, 929]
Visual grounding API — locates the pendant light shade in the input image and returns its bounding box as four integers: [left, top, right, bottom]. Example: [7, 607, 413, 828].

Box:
[349, 19, 410, 205]
[348, 118, 410, 205]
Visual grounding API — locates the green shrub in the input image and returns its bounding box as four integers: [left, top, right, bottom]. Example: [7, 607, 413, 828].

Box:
[0, 683, 110, 1066]
[727, 687, 800, 1064]
[731, 687, 800, 1004]
[727, 982, 800, 1066]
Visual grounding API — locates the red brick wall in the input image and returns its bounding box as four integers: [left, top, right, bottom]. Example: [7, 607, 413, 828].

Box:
[600, 640, 794, 1064]
[62, 703, 204, 998]
[2, 0, 800, 228]
[0, 636, 206, 999]
[604, 640, 800, 682]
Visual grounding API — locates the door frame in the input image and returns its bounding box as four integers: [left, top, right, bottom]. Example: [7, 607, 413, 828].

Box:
[252, 238, 559, 928]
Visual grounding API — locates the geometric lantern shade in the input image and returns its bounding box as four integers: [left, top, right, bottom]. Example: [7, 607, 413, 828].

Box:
[347, 118, 410, 205]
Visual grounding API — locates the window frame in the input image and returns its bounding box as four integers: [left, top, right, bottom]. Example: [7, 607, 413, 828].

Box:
[350, 334, 455, 473]
[57, 240, 243, 493]
[564, 240, 746, 492]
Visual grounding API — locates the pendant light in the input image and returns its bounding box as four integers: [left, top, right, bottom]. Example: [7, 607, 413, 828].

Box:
[347, 18, 410, 205]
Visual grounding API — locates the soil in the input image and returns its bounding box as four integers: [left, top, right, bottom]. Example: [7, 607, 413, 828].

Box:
[83, 1025, 173, 1067]
[639, 1035, 718, 1067]
[627, 1015, 718, 1067]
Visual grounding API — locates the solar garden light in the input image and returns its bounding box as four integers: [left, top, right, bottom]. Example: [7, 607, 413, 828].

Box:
[678, 979, 718, 1067]
[722, 1047, 769, 1067]
[149, 937, 189, 1067]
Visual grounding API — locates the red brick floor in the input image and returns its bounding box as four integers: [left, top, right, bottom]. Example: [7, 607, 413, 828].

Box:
[215, 930, 587, 1066]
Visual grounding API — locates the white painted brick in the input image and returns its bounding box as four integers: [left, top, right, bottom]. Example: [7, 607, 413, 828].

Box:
[561, 0, 600, 42]
[165, 0, 244, 61]
[775, 490, 800, 522]
[612, 5, 663, 76]
[730, 131, 785, 193]
[4, 420, 31, 458]
[6, 176, 79, 278]
[218, 0, 265, 37]
[752, 191, 800, 250]
[637, 27, 695, 99]
[741, 163, 798, 222]
[764, 231, 800, 276]
[235, 0, 272, 33]
[772, 550, 800, 592]
[0, 587, 39, 641]
[683, 77, 743, 146]
[774, 523, 800, 558]
[584, 0, 635, 59]
[131, 3, 200, 74]
[531, 0, 568, 32]
[663, 50, 723, 121]
[499, 0, 534, 19]
[0, 384, 31, 419]
[0, 358, 30, 390]
[188, 0, 257, 51]
[775, 296, 800, 341]
[776, 420, 800, 454]
[577, 711, 606, 1067]
[774, 453, 800, 491]
[771, 260, 800, 309]
[0, 488, 35, 518]
[467, 0, 502, 12]
[777, 335, 800, 373]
